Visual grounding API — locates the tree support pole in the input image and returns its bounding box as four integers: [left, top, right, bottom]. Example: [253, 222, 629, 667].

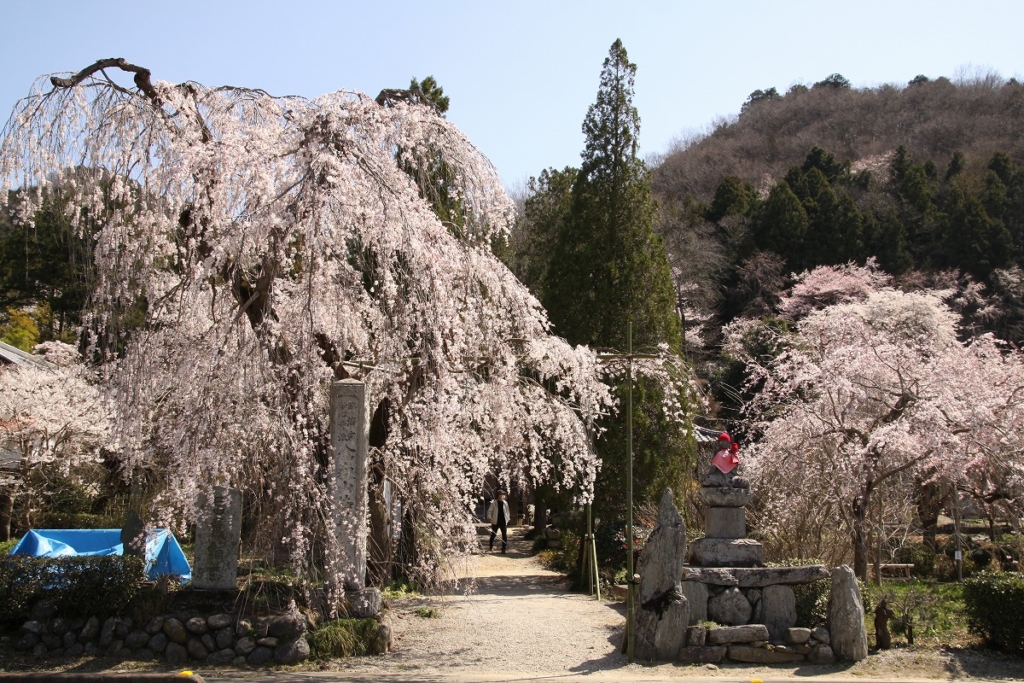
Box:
[626, 321, 635, 664]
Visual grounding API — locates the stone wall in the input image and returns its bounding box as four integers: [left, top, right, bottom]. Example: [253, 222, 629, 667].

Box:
[12, 606, 313, 666]
[678, 624, 836, 664]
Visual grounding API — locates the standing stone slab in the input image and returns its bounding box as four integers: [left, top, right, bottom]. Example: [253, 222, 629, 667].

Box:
[634, 489, 688, 661]
[762, 585, 797, 642]
[193, 486, 242, 590]
[827, 565, 868, 661]
[331, 379, 368, 589]
[680, 581, 708, 625]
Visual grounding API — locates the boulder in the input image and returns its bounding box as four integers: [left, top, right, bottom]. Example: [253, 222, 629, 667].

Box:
[257, 636, 279, 647]
[64, 643, 85, 658]
[235, 619, 253, 638]
[79, 616, 100, 642]
[50, 617, 69, 636]
[114, 617, 133, 639]
[786, 627, 812, 645]
[826, 566, 867, 661]
[145, 617, 165, 635]
[680, 581, 708, 624]
[99, 618, 117, 648]
[84, 642, 99, 656]
[215, 626, 234, 650]
[125, 631, 150, 649]
[186, 617, 209, 635]
[164, 641, 188, 665]
[62, 631, 78, 649]
[273, 637, 310, 664]
[707, 624, 769, 644]
[15, 632, 40, 651]
[42, 634, 62, 650]
[105, 639, 123, 656]
[186, 637, 209, 660]
[727, 644, 804, 663]
[208, 613, 234, 630]
[22, 620, 46, 635]
[32, 643, 48, 657]
[686, 625, 706, 647]
[811, 626, 830, 644]
[677, 645, 727, 663]
[208, 648, 237, 665]
[234, 636, 256, 655]
[707, 586, 751, 625]
[808, 643, 836, 664]
[201, 633, 217, 652]
[268, 612, 306, 639]
[247, 646, 274, 666]
[163, 618, 188, 644]
[762, 585, 797, 642]
[147, 632, 168, 653]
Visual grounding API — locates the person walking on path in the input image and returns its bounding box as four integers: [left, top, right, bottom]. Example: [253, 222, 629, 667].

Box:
[488, 490, 511, 553]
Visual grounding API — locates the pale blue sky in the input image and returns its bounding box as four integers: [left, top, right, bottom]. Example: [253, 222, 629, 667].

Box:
[2, 1, 1022, 187]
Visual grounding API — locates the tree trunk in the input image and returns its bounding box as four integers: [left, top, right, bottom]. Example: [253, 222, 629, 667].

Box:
[852, 494, 870, 581]
[366, 468, 391, 586]
[916, 480, 945, 551]
[533, 491, 546, 535]
[0, 489, 13, 542]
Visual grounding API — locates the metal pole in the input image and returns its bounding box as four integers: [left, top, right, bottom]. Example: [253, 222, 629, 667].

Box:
[626, 321, 635, 663]
[954, 489, 963, 582]
[589, 505, 598, 593]
[592, 530, 601, 601]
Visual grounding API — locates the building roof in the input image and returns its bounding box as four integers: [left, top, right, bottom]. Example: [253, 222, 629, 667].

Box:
[0, 340, 55, 370]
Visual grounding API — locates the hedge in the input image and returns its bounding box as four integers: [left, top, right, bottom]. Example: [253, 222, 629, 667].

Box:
[963, 571, 1024, 653]
[0, 555, 146, 624]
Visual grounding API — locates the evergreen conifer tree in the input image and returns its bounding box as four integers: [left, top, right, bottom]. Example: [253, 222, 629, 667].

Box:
[543, 40, 690, 522]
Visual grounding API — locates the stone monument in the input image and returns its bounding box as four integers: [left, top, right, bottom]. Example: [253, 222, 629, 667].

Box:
[193, 486, 242, 591]
[678, 432, 833, 661]
[633, 489, 689, 660]
[329, 379, 381, 616]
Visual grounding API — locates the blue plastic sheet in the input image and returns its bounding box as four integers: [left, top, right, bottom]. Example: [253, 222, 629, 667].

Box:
[9, 528, 192, 583]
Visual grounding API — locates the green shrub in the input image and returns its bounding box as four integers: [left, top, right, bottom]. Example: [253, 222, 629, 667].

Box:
[0, 538, 17, 555]
[963, 572, 1024, 653]
[308, 618, 389, 659]
[793, 580, 829, 627]
[894, 543, 937, 578]
[413, 606, 439, 618]
[594, 521, 650, 574]
[0, 555, 146, 624]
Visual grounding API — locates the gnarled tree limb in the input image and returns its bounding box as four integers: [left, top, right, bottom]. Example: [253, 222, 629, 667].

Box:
[50, 57, 161, 105]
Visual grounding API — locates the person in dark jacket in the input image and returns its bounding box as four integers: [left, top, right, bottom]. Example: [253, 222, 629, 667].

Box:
[487, 490, 511, 553]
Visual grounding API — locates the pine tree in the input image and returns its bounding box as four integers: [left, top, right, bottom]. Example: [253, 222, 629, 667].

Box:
[543, 40, 689, 522]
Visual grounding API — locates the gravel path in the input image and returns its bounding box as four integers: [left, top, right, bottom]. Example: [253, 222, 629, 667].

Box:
[332, 524, 628, 677]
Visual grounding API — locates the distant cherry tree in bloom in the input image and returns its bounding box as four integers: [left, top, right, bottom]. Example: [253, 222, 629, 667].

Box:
[729, 262, 1024, 578]
[0, 342, 111, 539]
[0, 60, 698, 586]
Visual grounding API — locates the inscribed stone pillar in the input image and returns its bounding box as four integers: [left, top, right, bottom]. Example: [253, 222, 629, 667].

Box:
[193, 486, 242, 590]
[330, 379, 368, 589]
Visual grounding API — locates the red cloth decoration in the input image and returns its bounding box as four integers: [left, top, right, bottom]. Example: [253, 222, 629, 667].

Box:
[712, 447, 740, 474]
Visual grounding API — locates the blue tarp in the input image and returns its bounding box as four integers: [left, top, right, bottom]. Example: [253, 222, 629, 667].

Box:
[8, 529, 192, 583]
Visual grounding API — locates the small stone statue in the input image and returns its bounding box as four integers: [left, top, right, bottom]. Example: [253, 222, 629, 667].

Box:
[874, 598, 894, 650]
[702, 433, 749, 489]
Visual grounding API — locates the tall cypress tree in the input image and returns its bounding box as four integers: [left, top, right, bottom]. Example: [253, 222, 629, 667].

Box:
[544, 40, 690, 522]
